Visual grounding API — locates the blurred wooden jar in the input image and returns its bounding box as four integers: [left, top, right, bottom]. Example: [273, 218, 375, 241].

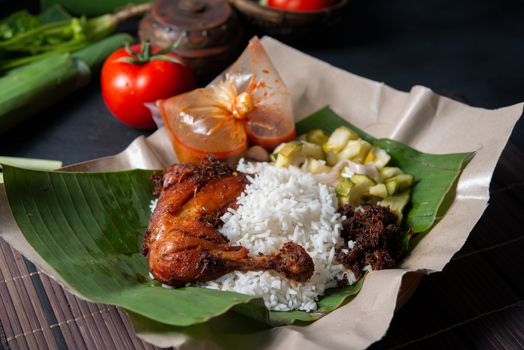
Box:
[229, 0, 349, 41]
[139, 0, 244, 82]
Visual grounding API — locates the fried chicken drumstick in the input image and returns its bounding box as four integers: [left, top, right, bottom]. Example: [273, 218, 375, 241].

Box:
[143, 158, 314, 287]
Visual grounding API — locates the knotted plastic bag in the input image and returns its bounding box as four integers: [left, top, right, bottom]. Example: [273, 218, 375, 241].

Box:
[157, 37, 295, 164]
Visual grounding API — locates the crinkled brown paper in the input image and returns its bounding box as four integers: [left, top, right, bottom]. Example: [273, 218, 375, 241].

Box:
[1, 37, 522, 349]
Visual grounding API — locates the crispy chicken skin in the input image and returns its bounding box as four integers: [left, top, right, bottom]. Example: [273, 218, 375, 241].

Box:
[143, 157, 314, 287]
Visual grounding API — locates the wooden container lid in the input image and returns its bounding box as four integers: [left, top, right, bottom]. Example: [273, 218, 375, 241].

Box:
[139, 0, 244, 82]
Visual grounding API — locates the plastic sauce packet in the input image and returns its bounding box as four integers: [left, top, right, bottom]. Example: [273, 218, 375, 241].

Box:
[157, 37, 295, 165]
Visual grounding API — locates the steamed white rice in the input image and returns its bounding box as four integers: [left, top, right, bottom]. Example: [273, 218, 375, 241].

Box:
[200, 160, 354, 312]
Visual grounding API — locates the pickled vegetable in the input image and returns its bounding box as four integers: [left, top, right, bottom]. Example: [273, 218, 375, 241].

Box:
[302, 142, 325, 160]
[379, 190, 411, 222]
[349, 174, 376, 205]
[364, 147, 391, 169]
[275, 142, 303, 167]
[326, 151, 339, 166]
[304, 158, 331, 174]
[385, 174, 413, 195]
[270, 126, 413, 219]
[306, 129, 328, 146]
[369, 183, 388, 198]
[323, 126, 358, 153]
[380, 166, 402, 180]
[337, 139, 372, 163]
[336, 178, 354, 206]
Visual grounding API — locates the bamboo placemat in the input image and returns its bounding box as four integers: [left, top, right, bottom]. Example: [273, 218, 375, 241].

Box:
[1, 143, 523, 350]
[0, 239, 161, 350]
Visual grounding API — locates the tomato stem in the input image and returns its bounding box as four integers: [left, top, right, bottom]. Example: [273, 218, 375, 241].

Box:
[116, 39, 184, 65]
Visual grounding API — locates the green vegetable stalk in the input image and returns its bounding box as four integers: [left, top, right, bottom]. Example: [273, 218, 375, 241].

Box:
[41, 0, 152, 17]
[0, 156, 62, 183]
[0, 33, 133, 134]
[0, 4, 150, 71]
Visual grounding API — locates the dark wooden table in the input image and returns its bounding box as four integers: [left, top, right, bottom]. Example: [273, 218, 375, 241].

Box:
[1, 1, 523, 349]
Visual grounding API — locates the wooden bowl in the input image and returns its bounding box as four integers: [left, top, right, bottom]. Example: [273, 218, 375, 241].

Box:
[229, 0, 349, 40]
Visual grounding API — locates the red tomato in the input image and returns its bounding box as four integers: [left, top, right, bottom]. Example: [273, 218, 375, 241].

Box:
[267, 0, 334, 11]
[101, 43, 195, 129]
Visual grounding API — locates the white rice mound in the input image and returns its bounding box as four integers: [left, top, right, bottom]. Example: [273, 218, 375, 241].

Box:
[200, 160, 354, 312]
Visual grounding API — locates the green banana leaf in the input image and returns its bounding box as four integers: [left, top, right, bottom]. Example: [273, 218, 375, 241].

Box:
[2, 107, 473, 329]
[296, 107, 474, 236]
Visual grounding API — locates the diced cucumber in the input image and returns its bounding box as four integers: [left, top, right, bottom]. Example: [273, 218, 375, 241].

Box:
[379, 190, 411, 223]
[275, 154, 289, 167]
[306, 129, 329, 146]
[323, 126, 358, 153]
[385, 181, 397, 195]
[369, 183, 388, 198]
[274, 142, 304, 167]
[275, 153, 305, 167]
[351, 174, 375, 186]
[326, 151, 339, 166]
[273, 143, 286, 154]
[336, 178, 354, 207]
[364, 147, 391, 169]
[349, 174, 375, 205]
[338, 195, 350, 206]
[336, 178, 354, 197]
[270, 143, 287, 162]
[337, 139, 372, 163]
[301, 141, 325, 160]
[279, 141, 301, 157]
[380, 166, 403, 180]
[384, 174, 413, 195]
[305, 158, 332, 174]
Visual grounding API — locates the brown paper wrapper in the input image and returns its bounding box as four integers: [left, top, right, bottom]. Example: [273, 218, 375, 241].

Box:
[1, 37, 522, 349]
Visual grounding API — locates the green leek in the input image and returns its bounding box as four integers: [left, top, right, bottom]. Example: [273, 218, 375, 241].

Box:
[0, 33, 133, 134]
[0, 156, 62, 183]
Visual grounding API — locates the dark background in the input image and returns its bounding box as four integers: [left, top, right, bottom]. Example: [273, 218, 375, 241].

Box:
[1, 1, 524, 349]
[1, 0, 523, 164]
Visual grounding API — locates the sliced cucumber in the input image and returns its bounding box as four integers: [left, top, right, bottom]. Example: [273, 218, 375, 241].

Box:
[338, 139, 372, 163]
[323, 126, 358, 153]
[306, 129, 329, 146]
[336, 178, 354, 197]
[369, 183, 388, 198]
[380, 166, 403, 180]
[385, 174, 413, 195]
[274, 142, 304, 167]
[301, 141, 325, 160]
[326, 151, 339, 166]
[336, 178, 354, 207]
[349, 174, 375, 205]
[270, 143, 287, 162]
[278, 141, 301, 157]
[379, 190, 411, 223]
[305, 158, 331, 174]
[364, 147, 391, 169]
[338, 195, 350, 206]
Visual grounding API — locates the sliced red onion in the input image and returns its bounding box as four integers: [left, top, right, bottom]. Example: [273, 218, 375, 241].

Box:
[314, 159, 379, 186]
